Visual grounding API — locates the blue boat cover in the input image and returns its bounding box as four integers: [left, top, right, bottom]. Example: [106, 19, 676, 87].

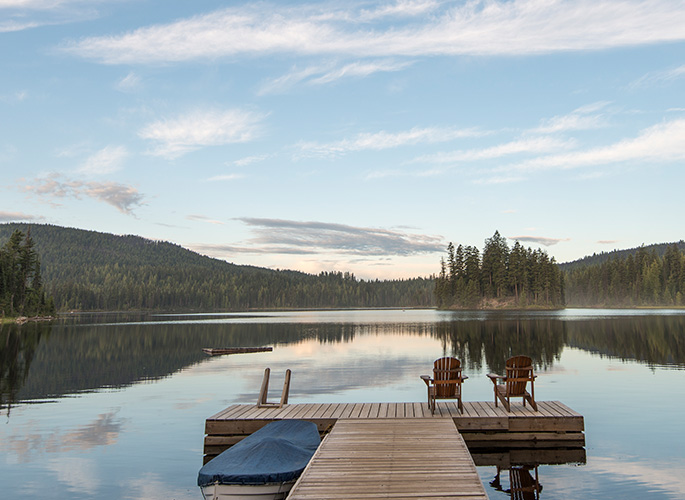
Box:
[197, 419, 320, 487]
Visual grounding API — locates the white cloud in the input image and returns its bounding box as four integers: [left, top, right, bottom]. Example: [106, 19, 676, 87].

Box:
[139, 109, 265, 159]
[508, 235, 570, 246]
[259, 59, 413, 94]
[206, 173, 245, 182]
[231, 154, 269, 167]
[533, 102, 611, 134]
[186, 214, 224, 225]
[414, 136, 575, 164]
[500, 118, 685, 173]
[75, 145, 128, 175]
[61, 1, 685, 64]
[0, 0, 103, 32]
[115, 71, 141, 92]
[630, 64, 685, 89]
[357, 0, 440, 22]
[1, 1, 74, 8]
[298, 126, 487, 158]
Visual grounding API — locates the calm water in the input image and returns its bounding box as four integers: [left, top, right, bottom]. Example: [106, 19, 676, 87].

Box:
[1, 309, 684, 499]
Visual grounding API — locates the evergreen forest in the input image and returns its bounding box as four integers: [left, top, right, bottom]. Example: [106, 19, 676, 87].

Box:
[0, 224, 434, 312]
[0, 230, 55, 317]
[563, 243, 685, 307]
[434, 231, 565, 309]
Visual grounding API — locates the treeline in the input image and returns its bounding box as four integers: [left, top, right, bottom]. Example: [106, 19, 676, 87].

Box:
[564, 244, 685, 307]
[558, 240, 685, 272]
[434, 231, 564, 309]
[0, 230, 55, 317]
[0, 224, 434, 312]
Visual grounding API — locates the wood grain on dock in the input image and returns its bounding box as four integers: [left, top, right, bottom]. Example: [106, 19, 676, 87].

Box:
[204, 401, 585, 461]
[287, 418, 488, 500]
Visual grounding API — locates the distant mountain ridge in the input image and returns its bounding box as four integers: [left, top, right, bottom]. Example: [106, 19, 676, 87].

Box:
[0, 223, 434, 312]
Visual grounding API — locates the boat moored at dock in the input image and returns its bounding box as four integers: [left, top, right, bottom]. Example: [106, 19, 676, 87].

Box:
[197, 419, 320, 500]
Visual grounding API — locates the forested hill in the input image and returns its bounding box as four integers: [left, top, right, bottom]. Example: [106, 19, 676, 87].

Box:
[559, 241, 685, 271]
[0, 224, 434, 311]
[562, 242, 685, 307]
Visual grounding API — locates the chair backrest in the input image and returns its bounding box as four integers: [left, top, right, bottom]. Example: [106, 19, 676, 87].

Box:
[505, 355, 534, 396]
[433, 357, 462, 398]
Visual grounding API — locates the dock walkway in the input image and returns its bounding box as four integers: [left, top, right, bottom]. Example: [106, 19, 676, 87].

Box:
[288, 418, 488, 500]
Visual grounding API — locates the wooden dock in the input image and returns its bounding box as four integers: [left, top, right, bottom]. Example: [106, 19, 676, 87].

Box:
[288, 418, 488, 500]
[204, 401, 584, 462]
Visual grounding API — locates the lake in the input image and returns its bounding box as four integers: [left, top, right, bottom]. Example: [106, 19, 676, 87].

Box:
[1, 309, 684, 499]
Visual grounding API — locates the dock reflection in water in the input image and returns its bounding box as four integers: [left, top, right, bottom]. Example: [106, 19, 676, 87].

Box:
[473, 448, 587, 499]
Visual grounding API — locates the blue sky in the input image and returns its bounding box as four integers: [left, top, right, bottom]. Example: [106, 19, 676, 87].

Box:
[2, 0, 684, 279]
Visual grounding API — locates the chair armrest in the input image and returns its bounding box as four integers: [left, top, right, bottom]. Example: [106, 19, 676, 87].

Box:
[487, 373, 504, 382]
[420, 375, 432, 386]
[462, 375, 469, 381]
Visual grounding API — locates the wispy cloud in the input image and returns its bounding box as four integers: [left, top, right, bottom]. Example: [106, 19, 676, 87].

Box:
[508, 235, 570, 246]
[61, 1, 685, 64]
[532, 102, 611, 134]
[357, 0, 441, 22]
[598, 239, 618, 244]
[22, 174, 144, 214]
[138, 109, 265, 159]
[193, 218, 445, 257]
[0, 0, 103, 33]
[259, 59, 413, 94]
[231, 154, 270, 167]
[629, 64, 685, 89]
[498, 118, 685, 174]
[298, 126, 486, 158]
[0, 211, 42, 222]
[205, 173, 245, 182]
[413, 136, 574, 165]
[0, 90, 28, 103]
[186, 214, 224, 225]
[115, 71, 141, 92]
[75, 145, 128, 175]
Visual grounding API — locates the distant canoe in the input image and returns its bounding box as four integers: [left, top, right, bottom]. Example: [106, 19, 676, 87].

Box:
[202, 347, 273, 356]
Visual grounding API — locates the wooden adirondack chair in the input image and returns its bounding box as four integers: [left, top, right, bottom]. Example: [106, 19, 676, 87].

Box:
[487, 355, 538, 411]
[420, 357, 467, 414]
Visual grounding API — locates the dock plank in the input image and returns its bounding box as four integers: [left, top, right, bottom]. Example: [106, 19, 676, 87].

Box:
[288, 418, 488, 500]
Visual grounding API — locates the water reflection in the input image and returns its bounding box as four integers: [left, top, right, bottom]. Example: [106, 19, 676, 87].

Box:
[490, 466, 542, 500]
[474, 448, 586, 500]
[2, 310, 684, 412]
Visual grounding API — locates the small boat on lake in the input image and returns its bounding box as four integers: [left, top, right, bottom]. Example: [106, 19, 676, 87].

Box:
[202, 347, 273, 356]
[197, 419, 320, 500]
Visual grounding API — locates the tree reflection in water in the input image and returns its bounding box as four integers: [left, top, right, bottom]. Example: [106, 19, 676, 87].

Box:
[2, 312, 684, 413]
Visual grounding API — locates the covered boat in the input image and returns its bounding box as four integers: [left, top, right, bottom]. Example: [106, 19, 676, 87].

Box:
[197, 419, 320, 500]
